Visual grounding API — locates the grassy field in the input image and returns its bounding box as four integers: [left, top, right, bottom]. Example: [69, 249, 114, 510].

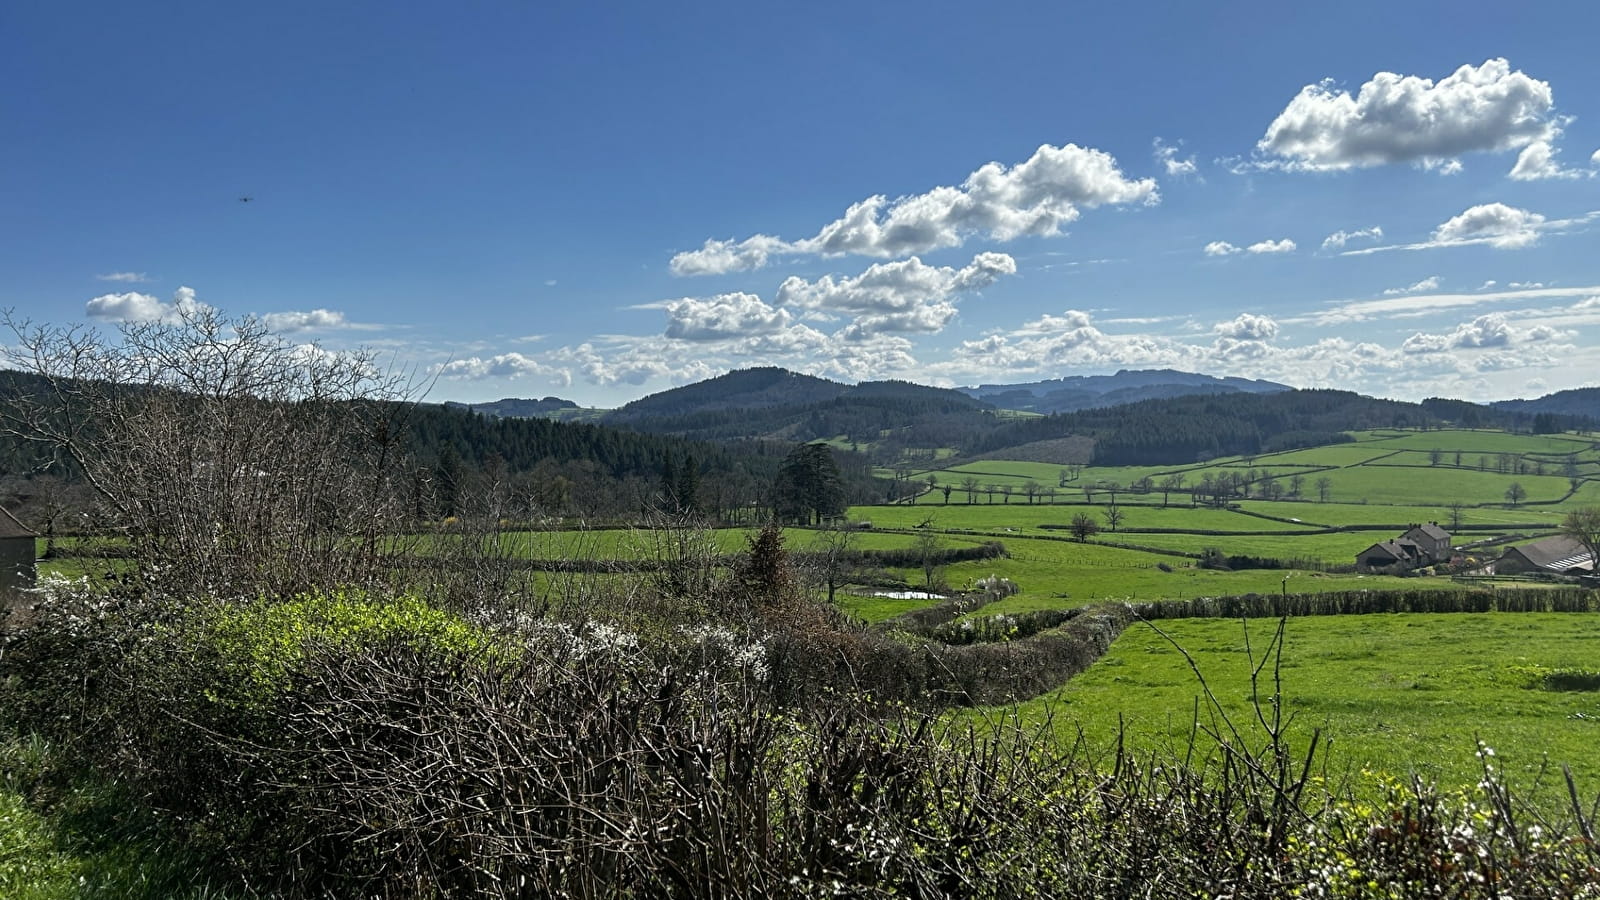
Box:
[878, 533, 1436, 612]
[852, 503, 1312, 533]
[839, 427, 1600, 622]
[898, 428, 1594, 520]
[1350, 429, 1599, 455]
[1111, 530, 1438, 563]
[1235, 499, 1565, 528]
[1014, 612, 1600, 800]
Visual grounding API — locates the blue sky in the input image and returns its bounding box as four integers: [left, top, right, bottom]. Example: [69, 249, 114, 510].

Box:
[4, 1, 1599, 406]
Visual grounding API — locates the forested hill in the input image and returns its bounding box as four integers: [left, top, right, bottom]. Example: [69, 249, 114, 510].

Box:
[972, 389, 1591, 466]
[606, 367, 985, 422]
[408, 402, 757, 481]
[959, 368, 1290, 414]
[444, 396, 592, 420]
[401, 402, 882, 516]
[605, 368, 847, 420]
[0, 368, 885, 520]
[602, 367, 992, 446]
[1491, 387, 1600, 421]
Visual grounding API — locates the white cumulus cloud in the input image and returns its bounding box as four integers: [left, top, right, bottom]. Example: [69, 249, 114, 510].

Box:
[1206, 238, 1294, 256]
[261, 309, 347, 334]
[669, 143, 1156, 275]
[1321, 226, 1383, 250]
[668, 235, 789, 277]
[1214, 313, 1280, 341]
[1433, 203, 1546, 248]
[86, 286, 211, 323]
[1382, 276, 1441, 296]
[775, 252, 1016, 339]
[1257, 58, 1559, 172]
[1247, 238, 1296, 254]
[662, 292, 793, 341]
[1341, 203, 1600, 255]
[1400, 312, 1569, 354]
[436, 352, 564, 381]
[1508, 141, 1588, 180]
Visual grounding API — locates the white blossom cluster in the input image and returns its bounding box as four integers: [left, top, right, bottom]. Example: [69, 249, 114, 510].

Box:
[677, 623, 770, 683]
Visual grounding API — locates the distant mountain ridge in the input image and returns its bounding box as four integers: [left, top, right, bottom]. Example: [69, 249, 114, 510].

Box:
[443, 396, 606, 422]
[959, 369, 1291, 414]
[1490, 387, 1600, 421]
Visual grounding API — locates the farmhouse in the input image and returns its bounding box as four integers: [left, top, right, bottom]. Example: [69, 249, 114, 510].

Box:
[1494, 535, 1597, 576]
[1354, 522, 1452, 571]
[1400, 522, 1451, 561]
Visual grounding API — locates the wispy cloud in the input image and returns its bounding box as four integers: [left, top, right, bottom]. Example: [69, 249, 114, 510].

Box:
[96, 272, 151, 283]
[1205, 238, 1296, 256]
[1341, 204, 1597, 255]
[1153, 137, 1198, 177]
[1382, 276, 1441, 296]
[1308, 284, 1600, 325]
[1320, 226, 1382, 251]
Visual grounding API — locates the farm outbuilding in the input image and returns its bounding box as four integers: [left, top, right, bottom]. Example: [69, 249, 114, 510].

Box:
[0, 506, 37, 622]
[1356, 539, 1422, 570]
[1494, 535, 1596, 576]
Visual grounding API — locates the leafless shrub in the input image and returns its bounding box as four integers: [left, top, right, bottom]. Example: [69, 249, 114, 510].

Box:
[0, 305, 416, 598]
[7, 578, 1600, 898]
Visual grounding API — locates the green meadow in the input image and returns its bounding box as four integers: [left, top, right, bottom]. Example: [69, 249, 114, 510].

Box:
[1018, 613, 1600, 799]
[862, 426, 1600, 798]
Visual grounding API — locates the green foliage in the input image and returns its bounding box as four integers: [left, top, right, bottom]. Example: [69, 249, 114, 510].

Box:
[204, 591, 508, 706]
[774, 442, 846, 525]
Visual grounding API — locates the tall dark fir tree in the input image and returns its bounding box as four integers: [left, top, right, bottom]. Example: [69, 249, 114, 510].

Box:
[774, 443, 845, 525]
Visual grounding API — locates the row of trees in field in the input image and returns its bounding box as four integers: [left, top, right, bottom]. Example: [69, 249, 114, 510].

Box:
[916, 468, 1340, 507]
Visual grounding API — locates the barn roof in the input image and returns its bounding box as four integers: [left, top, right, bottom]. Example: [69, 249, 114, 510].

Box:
[1359, 539, 1418, 562]
[0, 507, 34, 540]
[1503, 535, 1595, 572]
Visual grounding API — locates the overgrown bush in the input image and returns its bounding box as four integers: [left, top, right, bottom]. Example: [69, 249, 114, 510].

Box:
[6, 556, 1600, 897]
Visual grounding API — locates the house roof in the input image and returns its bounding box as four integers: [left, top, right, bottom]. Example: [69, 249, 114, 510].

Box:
[1404, 523, 1451, 542]
[1502, 535, 1595, 572]
[0, 507, 34, 540]
[1359, 539, 1418, 561]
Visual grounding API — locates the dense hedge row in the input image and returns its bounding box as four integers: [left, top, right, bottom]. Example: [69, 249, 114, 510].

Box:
[1135, 586, 1597, 619]
[7, 571, 1600, 896]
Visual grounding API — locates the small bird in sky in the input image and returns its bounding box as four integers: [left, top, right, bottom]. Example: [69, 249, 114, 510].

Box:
[238, 196, 253, 203]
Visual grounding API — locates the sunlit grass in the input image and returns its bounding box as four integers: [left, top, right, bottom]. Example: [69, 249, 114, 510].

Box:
[1004, 612, 1600, 803]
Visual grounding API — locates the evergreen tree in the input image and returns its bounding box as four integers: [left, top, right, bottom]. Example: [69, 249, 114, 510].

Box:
[774, 443, 845, 525]
[677, 453, 700, 516]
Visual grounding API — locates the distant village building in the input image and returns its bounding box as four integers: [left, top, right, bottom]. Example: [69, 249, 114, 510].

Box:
[1355, 522, 1452, 571]
[1494, 535, 1597, 576]
[0, 507, 37, 620]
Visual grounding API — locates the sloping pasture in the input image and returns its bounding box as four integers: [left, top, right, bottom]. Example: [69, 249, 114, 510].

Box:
[1023, 612, 1600, 800]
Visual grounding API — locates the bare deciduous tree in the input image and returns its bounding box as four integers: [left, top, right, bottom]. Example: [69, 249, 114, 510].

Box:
[1, 305, 415, 598]
[811, 517, 859, 604]
[1102, 502, 1124, 532]
[1560, 506, 1600, 572]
